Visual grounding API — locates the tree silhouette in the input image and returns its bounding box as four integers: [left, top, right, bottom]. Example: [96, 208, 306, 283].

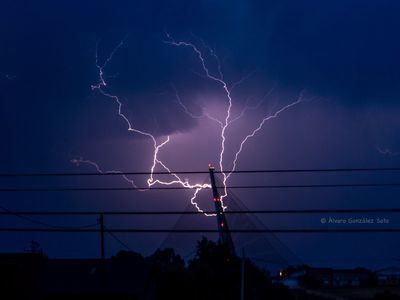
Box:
[147, 248, 189, 299]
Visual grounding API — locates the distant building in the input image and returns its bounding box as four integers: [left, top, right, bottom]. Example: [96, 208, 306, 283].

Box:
[376, 267, 400, 286]
[278, 266, 371, 288]
[329, 268, 370, 287]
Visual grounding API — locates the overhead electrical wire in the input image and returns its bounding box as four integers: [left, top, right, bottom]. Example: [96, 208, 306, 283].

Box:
[0, 166, 400, 177]
[0, 182, 400, 192]
[0, 205, 98, 230]
[104, 225, 134, 252]
[0, 228, 397, 233]
[0, 208, 398, 215]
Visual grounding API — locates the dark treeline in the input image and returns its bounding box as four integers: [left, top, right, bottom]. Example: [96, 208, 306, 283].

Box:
[1, 237, 398, 299]
[0, 237, 317, 300]
[123, 237, 292, 300]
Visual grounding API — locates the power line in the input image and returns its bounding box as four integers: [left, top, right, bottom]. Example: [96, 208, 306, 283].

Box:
[0, 207, 397, 232]
[1, 182, 400, 192]
[0, 228, 398, 233]
[0, 205, 99, 230]
[104, 225, 134, 252]
[0, 208, 398, 215]
[1, 167, 400, 177]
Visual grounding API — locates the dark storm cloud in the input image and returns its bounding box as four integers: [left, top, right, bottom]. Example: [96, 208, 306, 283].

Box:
[1, 0, 399, 186]
[1, 0, 400, 264]
[258, 1, 400, 103]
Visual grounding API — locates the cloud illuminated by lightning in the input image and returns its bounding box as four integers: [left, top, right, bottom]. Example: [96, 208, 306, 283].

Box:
[72, 33, 306, 215]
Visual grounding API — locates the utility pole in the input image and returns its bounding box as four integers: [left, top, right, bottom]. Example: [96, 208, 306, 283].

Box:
[241, 248, 245, 300]
[99, 213, 105, 261]
[98, 213, 107, 294]
[208, 164, 236, 256]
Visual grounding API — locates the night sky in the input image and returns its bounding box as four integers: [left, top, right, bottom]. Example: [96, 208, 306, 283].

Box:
[1, 0, 400, 269]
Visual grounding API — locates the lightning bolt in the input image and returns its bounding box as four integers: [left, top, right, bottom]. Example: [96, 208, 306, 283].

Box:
[70, 157, 145, 191]
[376, 146, 400, 156]
[75, 38, 212, 215]
[73, 34, 306, 216]
[164, 33, 306, 209]
[3, 74, 16, 80]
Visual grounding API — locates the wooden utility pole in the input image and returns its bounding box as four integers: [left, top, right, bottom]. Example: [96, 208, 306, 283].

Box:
[98, 213, 107, 294]
[241, 248, 245, 300]
[99, 213, 105, 261]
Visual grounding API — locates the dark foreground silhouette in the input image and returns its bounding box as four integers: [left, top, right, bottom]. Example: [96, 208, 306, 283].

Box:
[0, 237, 398, 299]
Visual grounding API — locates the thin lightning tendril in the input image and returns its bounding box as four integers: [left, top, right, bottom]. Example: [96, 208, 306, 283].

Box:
[73, 34, 306, 216]
[70, 158, 145, 191]
[376, 146, 400, 156]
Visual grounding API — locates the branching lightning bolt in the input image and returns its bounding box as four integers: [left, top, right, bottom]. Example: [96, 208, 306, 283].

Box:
[71, 157, 145, 190]
[73, 34, 306, 216]
[164, 33, 305, 209]
[376, 146, 400, 156]
[74, 38, 212, 215]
